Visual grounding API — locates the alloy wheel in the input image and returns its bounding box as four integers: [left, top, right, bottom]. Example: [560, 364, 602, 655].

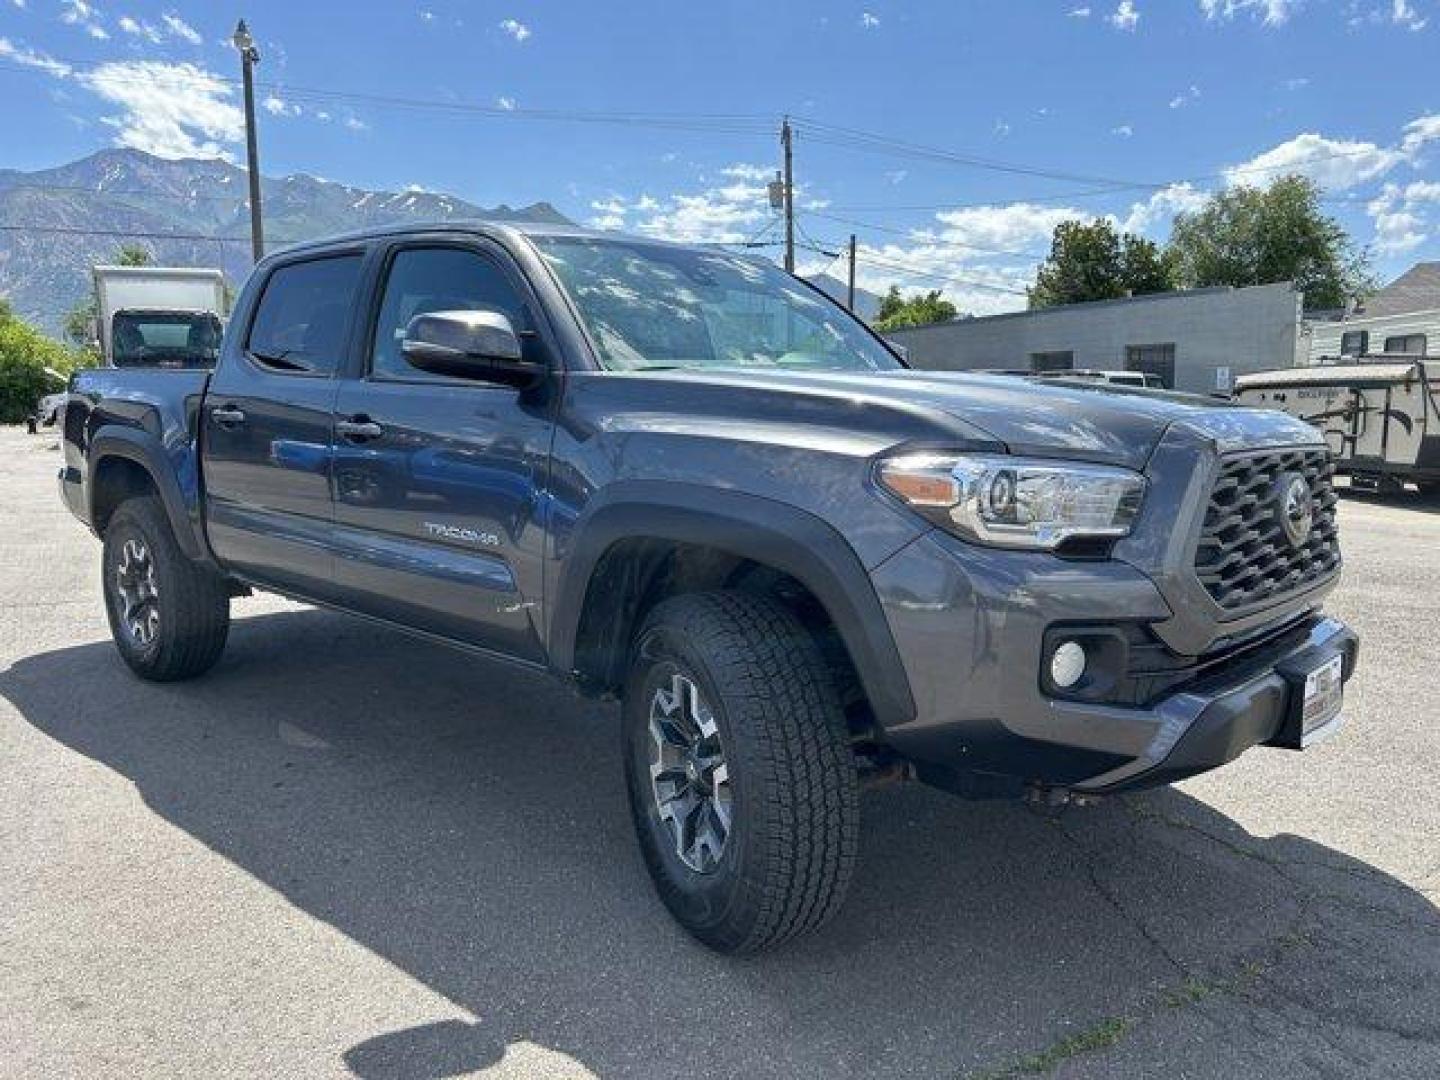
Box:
[114, 537, 161, 648]
[648, 671, 733, 873]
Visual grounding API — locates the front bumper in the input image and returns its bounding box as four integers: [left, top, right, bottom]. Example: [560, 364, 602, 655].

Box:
[868, 529, 1359, 797]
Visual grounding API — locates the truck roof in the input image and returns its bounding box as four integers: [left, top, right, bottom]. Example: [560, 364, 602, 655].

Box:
[267, 220, 714, 259]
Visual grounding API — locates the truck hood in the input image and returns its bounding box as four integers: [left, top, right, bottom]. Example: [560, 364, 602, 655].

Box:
[623, 368, 1287, 470]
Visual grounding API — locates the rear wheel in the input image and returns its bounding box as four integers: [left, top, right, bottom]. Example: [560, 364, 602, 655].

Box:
[1417, 480, 1440, 502]
[102, 496, 230, 681]
[622, 591, 859, 954]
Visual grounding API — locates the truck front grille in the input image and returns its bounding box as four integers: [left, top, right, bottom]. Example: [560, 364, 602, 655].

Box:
[1194, 447, 1340, 611]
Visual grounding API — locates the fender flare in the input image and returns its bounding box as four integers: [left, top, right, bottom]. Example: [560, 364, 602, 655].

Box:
[89, 428, 211, 564]
[550, 481, 916, 730]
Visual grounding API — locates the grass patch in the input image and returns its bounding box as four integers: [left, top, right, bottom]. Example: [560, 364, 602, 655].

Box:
[970, 1016, 1134, 1079]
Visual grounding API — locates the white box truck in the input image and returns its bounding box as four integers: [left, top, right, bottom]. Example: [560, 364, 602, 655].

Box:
[1234, 356, 1440, 497]
[93, 266, 226, 369]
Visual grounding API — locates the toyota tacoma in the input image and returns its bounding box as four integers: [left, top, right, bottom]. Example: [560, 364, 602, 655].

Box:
[58, 224, 1359, 953]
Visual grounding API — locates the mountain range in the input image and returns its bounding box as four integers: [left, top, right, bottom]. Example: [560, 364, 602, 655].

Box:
[0, 148, 569, 333]
[0, 148, 882, 334]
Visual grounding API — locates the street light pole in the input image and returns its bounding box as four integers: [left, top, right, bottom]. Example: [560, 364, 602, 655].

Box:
[233, 19, 264, 263]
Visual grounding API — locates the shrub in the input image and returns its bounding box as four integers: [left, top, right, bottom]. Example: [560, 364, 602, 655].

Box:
[0, 306, 92, 423]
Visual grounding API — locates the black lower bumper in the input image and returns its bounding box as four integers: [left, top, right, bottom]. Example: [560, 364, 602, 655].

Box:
[1072, 617, 1359, 794]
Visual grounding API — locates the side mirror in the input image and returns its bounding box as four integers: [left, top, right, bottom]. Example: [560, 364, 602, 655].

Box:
[401, 309, 545, 386]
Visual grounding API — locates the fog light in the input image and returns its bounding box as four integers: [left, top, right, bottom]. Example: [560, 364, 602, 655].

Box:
[1050, 641, 1087, 689]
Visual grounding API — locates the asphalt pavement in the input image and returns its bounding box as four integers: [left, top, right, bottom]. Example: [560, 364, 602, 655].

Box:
[2, 424, 1437, 1079]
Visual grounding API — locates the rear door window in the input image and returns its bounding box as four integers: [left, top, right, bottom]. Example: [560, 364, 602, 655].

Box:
[247, 254, 363, 375]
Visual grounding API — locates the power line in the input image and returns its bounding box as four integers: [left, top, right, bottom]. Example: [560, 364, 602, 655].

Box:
[0, 222, 298, 244]
[0, 56, 775, 134]
[798, 239, 1029, 297]
[805, 208, 1050, 260]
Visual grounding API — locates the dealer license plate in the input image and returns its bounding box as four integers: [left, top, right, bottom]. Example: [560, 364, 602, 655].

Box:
[1300, 654, 1344, 745]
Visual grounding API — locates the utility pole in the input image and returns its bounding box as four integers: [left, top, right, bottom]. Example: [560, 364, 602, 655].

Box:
[847, 234, 857, 311]
[233, 19, 264, 263]
[781, 117, 795, 273]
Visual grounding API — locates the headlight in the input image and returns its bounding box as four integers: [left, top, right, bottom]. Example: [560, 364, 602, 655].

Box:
[875, 452, 1146, 551]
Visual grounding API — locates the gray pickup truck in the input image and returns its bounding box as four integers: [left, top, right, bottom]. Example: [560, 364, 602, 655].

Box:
[59, 223, 1358, 953]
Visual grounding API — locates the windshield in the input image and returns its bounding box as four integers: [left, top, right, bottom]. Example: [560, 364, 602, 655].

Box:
[534, 237, 901, 373]
[112, 310, 223, 368]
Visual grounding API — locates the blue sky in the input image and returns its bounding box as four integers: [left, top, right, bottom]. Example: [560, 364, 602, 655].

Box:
[2, 0, 1438, 312]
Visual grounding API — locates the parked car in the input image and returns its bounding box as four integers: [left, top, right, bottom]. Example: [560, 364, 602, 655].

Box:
[1042, 369, 1166, 389]
[58, 223, 1359, 953]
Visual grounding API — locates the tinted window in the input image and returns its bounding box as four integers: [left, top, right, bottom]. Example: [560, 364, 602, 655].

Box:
[1383, 333, 1426, 355]
[1029, 350, 1073, 372]
[112, 311, 222, 369]
[1340, 330, 1368, 356]
[1125, 343, 1176, 389]
[247, 254, 362, 375]
[371, 247, 524, 379]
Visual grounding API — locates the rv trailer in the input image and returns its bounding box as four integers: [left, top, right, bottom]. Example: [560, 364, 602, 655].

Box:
[1234, 355, 1440, 496]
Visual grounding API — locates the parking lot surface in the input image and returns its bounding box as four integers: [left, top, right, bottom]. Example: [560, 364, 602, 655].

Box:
[2, 424, 1437, 1079]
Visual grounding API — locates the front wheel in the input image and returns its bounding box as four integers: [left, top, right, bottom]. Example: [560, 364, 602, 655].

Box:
[102, 496, 231, 681]
[622, 591, 859, 954]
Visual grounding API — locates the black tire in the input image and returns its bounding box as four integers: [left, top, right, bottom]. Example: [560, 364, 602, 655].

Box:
[102, 496, 230, 681]
[1418, 480, 1440, 503]
[622, 591, 859, 954]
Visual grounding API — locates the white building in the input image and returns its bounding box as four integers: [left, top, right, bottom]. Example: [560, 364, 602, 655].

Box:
[884, 282, 1302, 396]
[1303, 262, 1440, 363]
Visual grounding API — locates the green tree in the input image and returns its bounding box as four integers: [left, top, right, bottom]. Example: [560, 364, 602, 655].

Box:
[1028, 219, 1176, 309]
[0, 311, 89, 423]
[1166, 175, 1371, 309]
[115, 243, 154, 267]
[874, 286, 959, 331]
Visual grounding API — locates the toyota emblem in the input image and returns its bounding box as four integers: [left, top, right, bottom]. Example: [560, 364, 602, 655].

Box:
[1277, 474, 1314, 548]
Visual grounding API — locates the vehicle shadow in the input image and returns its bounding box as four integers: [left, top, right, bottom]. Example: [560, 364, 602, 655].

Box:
[3, 607, 1437, 1078]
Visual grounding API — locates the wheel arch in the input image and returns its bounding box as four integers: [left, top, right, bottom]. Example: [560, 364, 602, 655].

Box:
[551, 482, 916, 731]
[89, 428, 210, 564]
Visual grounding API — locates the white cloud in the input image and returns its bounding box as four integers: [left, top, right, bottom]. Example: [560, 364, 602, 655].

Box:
[1169, 84, 1201, 108]
[591, 166, 775, 243]
[1401, 113, 1440, 153]
[82, 60, 243, 159]
[860, 11, 880, 28]
[1121, 182, 1208, 234]
[1112, 123, 1134, 137]
[496, 95, 516, 110]
[343, 115, 368, 132]
[1224, 130, 1405, 190]
[262, 93, 300, 117]
[1367, 180, 1440, 254]
[1107, 1, 1140, 30]
[1199, 0, 1298, 25]
[161, 13, 202, 45]
[994, 118, 1011, 136]
[885, 168, 908, 184]
[499, 18, 530, 42]
[1284, 76, 1310, 90]
[720, 163, 772, 181]
[0, 37, 73, 77]
[60, 0, 108, 38]
[1392, 0, 1427, 30]
[117, 16, 158, 42]
[419, 10, 435, 22]
[1068, 6, 1092, 16]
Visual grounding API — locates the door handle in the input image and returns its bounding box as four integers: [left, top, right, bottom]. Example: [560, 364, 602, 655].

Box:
[210, 406, 246, 427]
[335, 417, 384, 441]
